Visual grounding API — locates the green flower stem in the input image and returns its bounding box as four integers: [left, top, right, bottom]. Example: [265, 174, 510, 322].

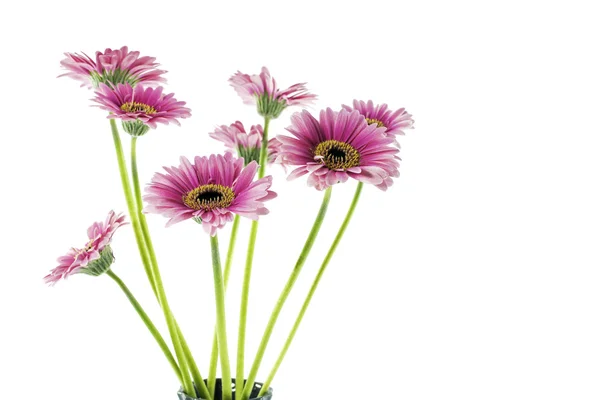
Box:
[106, 269, 182, 383]
[236, 116, 271, 396]
[210, 235, 233, 400]
[130, 134, 211, 400]
[224, 216, 241, 289]
[236, 220, 258, 395]
[240, 187, 333, 400]
[130, 136, 143, 224]
[110, 120, 195, 396]
[258, 117, 271, 179]
[208, 215, 241, 399]
[259, 182, 363, 396]
[110, 120, 157, 297]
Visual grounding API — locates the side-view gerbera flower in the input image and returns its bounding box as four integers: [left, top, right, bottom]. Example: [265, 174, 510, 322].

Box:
[278, 108, 401, 191]
[144, 153, 277, 235]
[44, 211, 128, 285]
[342, 99, 414, 140]
[209, 121, 282, 167]
[93, 83, 191, 136]
[229, 67, 316, 118]
[209, 121, 263, 165]
[59, 46, 167, 89]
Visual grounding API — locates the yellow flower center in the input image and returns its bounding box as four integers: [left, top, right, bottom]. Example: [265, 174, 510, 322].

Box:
[365, 117, 385, 128]
[314, 140, 360, 170]
[183, 184, 235, 211]
[120, 101, 157, 114]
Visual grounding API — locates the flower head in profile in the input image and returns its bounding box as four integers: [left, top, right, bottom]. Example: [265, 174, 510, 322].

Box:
[93, 83, 191, 136]
[144, 153, 277, 236]
[342, 100, 414, 141]
[229, 67, 316, 118]
[209, 121, 283, 167]
[44, 211, 128, 286]
[60, 46, 167, 89]
[209, 121, 263, 165]
[277, 108, 400, 191]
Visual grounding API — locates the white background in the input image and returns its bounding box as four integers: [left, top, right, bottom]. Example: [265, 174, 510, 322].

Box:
[1, 1, 599, 399]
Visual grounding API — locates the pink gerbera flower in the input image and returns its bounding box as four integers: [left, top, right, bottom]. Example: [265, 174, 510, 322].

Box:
[44, 211, 128, 285]
[209, 121, 262, 164]
[277, 108, 400, 191]
[60, 46, 167, 88]
[93, 83, 191, 136]
[209, 121, 281, 166]
[144, 153, 277, 236]
[60, 46, 167, 89]
[229, 67, 316, 118]
[342, 100, 414, 139]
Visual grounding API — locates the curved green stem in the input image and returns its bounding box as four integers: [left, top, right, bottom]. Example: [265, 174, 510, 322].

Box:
[210, 235, 233, 400]
[106, 269, 182, 383]
[111, 121, 195, 395]
[208, 215, 240, 398]
[130, 134, 210, 400]
[240, 187, 333, 400]
[236, 116, 271, 396]
[259, 182, 363, 396]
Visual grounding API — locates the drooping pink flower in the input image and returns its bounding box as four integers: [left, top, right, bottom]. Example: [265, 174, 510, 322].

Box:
[59, 46, 167, 89]
[144, 153, 277, 236]
[342, 100, 414, 139]
[209, 121, 282, 167]
[44, 211, 128, 285]
[93, 83, 191, 136]
[277, 108, 400, 191]
[229, 67, 316, 118]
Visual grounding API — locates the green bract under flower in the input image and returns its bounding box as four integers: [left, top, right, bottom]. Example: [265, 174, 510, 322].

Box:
[90, 69, 140, 89]
[122, 120, 151, 137]
[256, 93, 288, 119]
[237, 145, 261, 165]
[79, 246, 115, 277]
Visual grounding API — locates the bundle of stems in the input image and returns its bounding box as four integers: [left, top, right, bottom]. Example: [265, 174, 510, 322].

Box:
[108, 116, 364, 400]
